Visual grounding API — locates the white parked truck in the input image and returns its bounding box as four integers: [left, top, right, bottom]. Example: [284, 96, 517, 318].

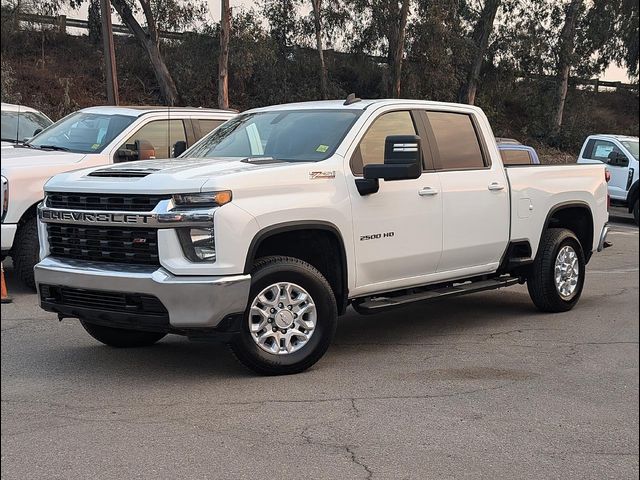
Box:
[34, 99, 610, 375]
[1, 102, 53, 148]
[577, 134, 639, 225]
[1, 106, 236, 288]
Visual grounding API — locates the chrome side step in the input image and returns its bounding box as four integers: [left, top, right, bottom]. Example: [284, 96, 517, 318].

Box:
[353, 276, 521, 314]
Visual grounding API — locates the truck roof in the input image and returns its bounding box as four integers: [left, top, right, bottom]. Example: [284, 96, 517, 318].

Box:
[588, 134, 639, 141]
[78, 105, 236, 117]
[247, 99, 485, 113]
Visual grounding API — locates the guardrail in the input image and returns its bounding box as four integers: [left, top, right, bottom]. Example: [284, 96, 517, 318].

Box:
[17, 12, 184, 40]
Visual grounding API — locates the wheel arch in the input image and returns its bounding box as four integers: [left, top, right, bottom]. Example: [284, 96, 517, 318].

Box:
[627, 180, 639, 212]
[243, 221, 349, 314]
[542, 201, 594, 262]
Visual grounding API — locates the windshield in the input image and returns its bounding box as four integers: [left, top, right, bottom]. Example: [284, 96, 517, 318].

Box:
[185, 110, 361, 162]
[27, 112, 136, 154]
[1, 111, 52, 143]
[621, 140, 639, 160]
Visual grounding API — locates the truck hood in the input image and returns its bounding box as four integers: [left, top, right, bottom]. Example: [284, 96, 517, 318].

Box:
[44, 157, 300, 194]
[1, 147, 86, 173]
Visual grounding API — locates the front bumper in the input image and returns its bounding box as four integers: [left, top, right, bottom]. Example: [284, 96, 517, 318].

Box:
[1, 223, 17, 253]
[35, 257, 251, 329]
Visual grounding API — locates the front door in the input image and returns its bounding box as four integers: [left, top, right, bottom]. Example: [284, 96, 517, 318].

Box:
[347, 110, 443, 292]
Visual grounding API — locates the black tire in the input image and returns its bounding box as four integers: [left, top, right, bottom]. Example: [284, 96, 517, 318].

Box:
[80, 320, 166, 348]
[12, 217, 39, 291]
[230, 256, 338, 375]
[633, 198, 639, 226]
[527, 228, 586, 313]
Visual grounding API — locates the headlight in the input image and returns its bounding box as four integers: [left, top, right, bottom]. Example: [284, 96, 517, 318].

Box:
[1, 176, 7, 221]
[177, 227, 216, 262]
[172, 191, 232, 208]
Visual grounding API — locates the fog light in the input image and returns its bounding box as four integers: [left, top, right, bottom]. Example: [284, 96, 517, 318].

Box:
[178, 227, 216, 262]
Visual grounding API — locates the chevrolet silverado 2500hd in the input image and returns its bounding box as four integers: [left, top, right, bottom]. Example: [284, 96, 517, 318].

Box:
[1, 106, 235, 289]
[34, 99, 610, 375]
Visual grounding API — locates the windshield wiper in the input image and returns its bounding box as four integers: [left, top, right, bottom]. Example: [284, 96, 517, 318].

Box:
[37, 145, 70, 151]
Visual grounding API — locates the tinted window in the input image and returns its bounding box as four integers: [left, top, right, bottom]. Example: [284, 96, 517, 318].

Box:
[427, 112, 485, 170]
[28, 112, 135, 154]
[585, 140, 621, 162]
[196, 119, 225, 140]
[122, 119, 186, 159]
[500, 149, 532, 165]
[1, 111, 52, 143]
[351, 111, 416, 175]
[186, 110, 360, 162]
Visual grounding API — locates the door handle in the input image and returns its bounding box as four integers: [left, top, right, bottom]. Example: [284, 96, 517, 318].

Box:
[418, 187, 439, 196]
[488, 182, 505, 191]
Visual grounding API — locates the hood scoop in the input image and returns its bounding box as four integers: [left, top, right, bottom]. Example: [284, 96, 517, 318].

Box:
[88, 167, 161, 178]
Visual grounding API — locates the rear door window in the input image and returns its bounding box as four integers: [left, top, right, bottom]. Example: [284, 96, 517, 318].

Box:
[195, 119, 225, 141]
[426, 112, 486, 170]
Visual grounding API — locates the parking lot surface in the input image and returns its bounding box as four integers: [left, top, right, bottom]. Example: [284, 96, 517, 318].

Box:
[2, 212, 638, 480]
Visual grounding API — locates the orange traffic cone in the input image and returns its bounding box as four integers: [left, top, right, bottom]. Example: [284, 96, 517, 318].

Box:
[1, 262, 12, 304]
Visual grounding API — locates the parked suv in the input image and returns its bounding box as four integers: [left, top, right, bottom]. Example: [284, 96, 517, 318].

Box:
[1, 106, 236, 288]
[34, 99, 609, 375]
[577, 134, 639, 224]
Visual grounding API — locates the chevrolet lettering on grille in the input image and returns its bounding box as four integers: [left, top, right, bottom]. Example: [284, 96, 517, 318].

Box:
[40, 209, 153, 225]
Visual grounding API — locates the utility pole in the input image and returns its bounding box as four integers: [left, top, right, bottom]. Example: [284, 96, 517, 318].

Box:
[100, 0, 119, 105]
[218, 0, 230, 109]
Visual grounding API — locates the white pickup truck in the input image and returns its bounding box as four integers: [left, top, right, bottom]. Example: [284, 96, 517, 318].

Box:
[577, 134, 639, 225]
[34, 99, 610, 375]
[1, 106, 235, 288]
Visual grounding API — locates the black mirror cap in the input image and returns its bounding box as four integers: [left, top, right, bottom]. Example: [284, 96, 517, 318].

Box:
[173, 140, 187, 157]
[384, 135, 421, 165]
[363, 162, 422, 181]
[607, 151, 629, 167]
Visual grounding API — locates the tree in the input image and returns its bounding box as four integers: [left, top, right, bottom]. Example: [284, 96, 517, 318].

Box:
[458, 0, 501, 105]
[349, 0, 412, 97]
[310, 0, 329, 99]
[218, 0, 230, 108]
[551, 0, 582, 137]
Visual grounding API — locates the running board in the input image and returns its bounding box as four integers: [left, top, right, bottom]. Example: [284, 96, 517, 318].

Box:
[353, 277, 521, 314]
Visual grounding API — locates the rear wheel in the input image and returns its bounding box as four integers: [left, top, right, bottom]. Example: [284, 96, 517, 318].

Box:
[633, 198, 639, 226]
[13, 217, 39, 291]
[230, 256, 337, 375]
[527, 228, 585, 313]
[80, 320, 167, 348]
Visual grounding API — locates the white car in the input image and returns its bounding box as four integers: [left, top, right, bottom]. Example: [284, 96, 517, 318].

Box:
[1, 106, 236, 288]
[577, 134, 639, 224]
[34, 98, 609, 375]
[1, 102, 53, 148]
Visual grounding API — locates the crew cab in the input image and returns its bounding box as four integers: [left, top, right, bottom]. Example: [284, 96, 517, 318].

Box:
[577, 134, 639, 224]
[34, 99, 610, 375]
[1, 106, 235, 288]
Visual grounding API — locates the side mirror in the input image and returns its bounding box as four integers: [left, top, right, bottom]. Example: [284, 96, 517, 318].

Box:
[135, 139, 156, 160]
[173, 140, 187, 157]
[607, 151, 629, 167]
[357, 135, 422, 195]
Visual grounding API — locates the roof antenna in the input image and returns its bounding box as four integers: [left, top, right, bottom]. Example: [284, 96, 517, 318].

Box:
[344, 93, 361, 106]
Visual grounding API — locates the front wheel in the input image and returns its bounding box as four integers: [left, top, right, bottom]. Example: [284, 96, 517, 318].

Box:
[13, 217, 39, 291]
[230, 256, 337, 375]
[80, 320, 167, 348]
[527, 228, 586, 313]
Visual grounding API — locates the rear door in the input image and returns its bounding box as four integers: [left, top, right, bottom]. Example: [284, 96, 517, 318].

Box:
[422, 109, 509, 274]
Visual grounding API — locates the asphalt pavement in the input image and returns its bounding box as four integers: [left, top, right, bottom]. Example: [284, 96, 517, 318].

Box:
[2, 210, 638, 480]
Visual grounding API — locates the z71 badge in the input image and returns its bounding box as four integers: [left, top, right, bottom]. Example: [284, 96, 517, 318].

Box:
[360, 232, 395, 241]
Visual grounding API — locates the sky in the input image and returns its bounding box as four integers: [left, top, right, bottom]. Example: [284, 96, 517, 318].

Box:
[64, 0, 632, 83]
